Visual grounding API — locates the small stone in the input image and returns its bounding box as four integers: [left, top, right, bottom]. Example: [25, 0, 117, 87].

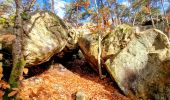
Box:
[76, 91, 86, 100]
[58, 64, 66, 72]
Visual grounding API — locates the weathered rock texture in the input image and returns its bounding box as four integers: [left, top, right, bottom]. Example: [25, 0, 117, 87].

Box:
[0, 11, 78, 67]
[1, 11, 78, 67]
[22, 11, 69, 66]
[78, 24, 135, 71]
[105, 29, 170, 99]
[79, 24, 170, 99]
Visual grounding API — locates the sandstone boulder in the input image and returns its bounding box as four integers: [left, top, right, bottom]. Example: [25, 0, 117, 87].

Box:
[79, 24, 170, 99]
[0, 11, 78, 67]
[105, 29, 170, 99]
[78, 24, 135, 71]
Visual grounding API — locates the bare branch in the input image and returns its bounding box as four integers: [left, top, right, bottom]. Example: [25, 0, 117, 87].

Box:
[24, 0, 37, 12]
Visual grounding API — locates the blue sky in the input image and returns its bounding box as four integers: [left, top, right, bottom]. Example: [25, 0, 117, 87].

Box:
[36, 0, 170, 19]
[36, 0, 132, 18]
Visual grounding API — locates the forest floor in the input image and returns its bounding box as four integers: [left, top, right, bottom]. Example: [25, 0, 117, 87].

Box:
[19, 58, 131, 100]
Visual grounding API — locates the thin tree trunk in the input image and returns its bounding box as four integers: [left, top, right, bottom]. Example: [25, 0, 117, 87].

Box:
[161, 0, 169, 25]
[150, 14, 156, 28]
[97, 35, 103, 78]
[107, 0, 114, 26]
[115, 1, 120, 25]
[109, 12, 114, 25]
[114, 9, 119, 25]
[8, 0, 25, 94]
[76, 5, 78, 28]
[128, 0, 133, 24]
[161, 0, 170, 39]
[133, 13, 136, 26]
[51, 0, 54, 13]
[94, 0, 103, 79]
[156, 1, 159, 28]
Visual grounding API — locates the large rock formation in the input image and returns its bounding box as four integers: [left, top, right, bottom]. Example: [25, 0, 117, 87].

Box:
[105, 29, 170, 99]
[79, 24, 170, 99]
[78, 24, 135, 71]
[22, 11, 69, 66]
[0, 11, 78, 67]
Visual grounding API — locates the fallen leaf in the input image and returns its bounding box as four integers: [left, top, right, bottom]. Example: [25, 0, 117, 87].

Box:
[8, 91, 18, 97]
[12, 88, 19, 91]
[0, 34, 16, 42]
[23, 68, 29, 75]
[0, 80, 10, 89]
[0, 90, 4, 97]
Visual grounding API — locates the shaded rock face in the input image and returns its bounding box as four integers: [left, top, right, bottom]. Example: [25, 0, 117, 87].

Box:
[79, 24, 170, 99]
[22, 11, 77, 66]
[78, 34, 99, 71]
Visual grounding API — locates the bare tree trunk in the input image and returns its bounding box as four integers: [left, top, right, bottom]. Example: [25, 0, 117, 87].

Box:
[94, 0, 103, 79]
[51, 0, 55, 13]
[161, 0, 169, 25]
[128, 0, 133, 24]
[76, 5, 78, 28]
[156, 1, 159, 28]
[108, 4, 114, 25]
[150, 14, 156, 28]
[133, 13, 136, 26]
[161, 0, 170, 39]
[8, 0, 25, 93]
[110, 0, 119, 26]
[98, 32, 103, 79]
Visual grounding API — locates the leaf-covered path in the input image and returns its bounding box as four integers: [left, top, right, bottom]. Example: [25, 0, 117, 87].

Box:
[19, 59, 130, 100]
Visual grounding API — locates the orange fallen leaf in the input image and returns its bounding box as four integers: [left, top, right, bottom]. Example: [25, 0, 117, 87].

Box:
[0, 90, 4, 97]
[12, 88, 19, 91]
[0, 80, 10, 89]
[0, 34, 16, 42]
[8, 91, 18, 97]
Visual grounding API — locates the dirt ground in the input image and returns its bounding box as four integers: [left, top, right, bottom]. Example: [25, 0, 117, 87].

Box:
[18, 58, 132, 100]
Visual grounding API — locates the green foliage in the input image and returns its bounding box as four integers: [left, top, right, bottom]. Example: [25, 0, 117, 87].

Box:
[20, 12, 31, 20]
[0, 16, 15, 26]
[9, 16, 15, 22]
[0, 17, 7, 24]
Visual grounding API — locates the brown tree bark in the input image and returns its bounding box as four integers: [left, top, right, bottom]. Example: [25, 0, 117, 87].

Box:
[8, 0, 25, 90]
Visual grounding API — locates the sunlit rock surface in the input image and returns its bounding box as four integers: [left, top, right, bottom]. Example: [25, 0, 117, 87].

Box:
[22, 11, 77, 66]
[79, 24, 170, 99]
[78, 24, 135, 71]
[105, 29, 170, 99]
